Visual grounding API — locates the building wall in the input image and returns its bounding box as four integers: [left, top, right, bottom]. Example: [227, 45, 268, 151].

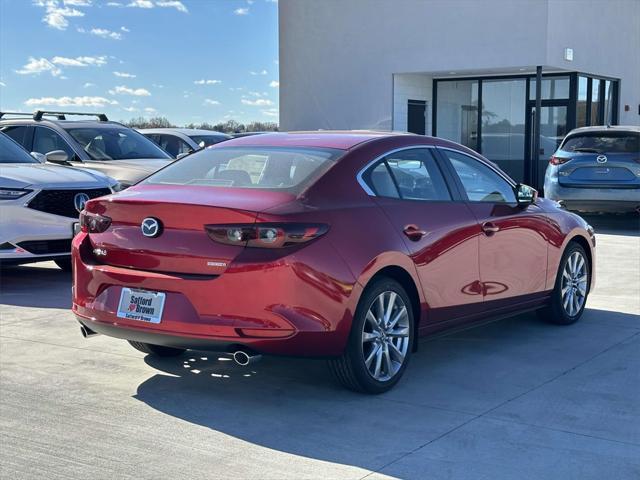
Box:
[279, 0, 640, 130]
[392, 74, 432, 132]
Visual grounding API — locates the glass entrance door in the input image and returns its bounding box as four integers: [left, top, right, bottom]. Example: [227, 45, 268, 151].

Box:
[526, 103, 568, 190]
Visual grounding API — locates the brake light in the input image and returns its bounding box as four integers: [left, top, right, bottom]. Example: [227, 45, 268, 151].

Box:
[550, 155, 571, 165]
[205, 223, 329, 248]
[80, 211, 111, 233]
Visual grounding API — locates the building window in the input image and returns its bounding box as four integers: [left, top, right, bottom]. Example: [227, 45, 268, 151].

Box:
[590, 78, 601, 125]
[529, 76, 570, 100]
[577, 76, 588, 127]
[435, 80, 479, 150]
[480, 79, 527, 181]
[604, 80, 614, 125]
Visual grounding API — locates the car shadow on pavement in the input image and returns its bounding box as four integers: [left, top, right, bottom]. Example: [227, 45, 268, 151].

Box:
[0, 264, 71, 309]
[132, 308, 639, 473]
[581, 213, 639, 237]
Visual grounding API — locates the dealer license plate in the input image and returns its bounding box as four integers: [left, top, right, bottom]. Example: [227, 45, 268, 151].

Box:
[117, 288, 166, 324]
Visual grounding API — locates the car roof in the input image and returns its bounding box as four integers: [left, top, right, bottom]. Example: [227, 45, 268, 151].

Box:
[567, 125, 640, 135]
[139, 128, 230, 136]
[220, 130, 418, 150]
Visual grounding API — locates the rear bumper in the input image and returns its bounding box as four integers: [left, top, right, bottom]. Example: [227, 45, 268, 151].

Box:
[71, 232, 357, 356]
[544, 180, 640, 213]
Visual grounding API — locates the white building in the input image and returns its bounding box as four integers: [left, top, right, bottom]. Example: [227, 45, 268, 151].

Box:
[279, 0, 640, 188]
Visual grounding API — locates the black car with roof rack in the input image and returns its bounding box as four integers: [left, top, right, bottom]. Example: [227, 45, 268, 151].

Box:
[0, 110, 173, 188]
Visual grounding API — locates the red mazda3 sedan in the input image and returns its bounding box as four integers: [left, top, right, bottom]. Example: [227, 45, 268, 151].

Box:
[72, 132, 595, 393]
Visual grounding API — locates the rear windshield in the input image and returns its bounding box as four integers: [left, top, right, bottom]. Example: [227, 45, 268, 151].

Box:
[144, 146, 343, 193]
[560, 132, 639, 154]
[65, 126, 171, 160]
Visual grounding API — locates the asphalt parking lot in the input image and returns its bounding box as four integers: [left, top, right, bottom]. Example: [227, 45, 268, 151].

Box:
[1, 215, 639, 480]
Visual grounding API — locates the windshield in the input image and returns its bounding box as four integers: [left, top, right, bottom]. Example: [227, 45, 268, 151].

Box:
[145, 146, 342, 194]
[65, 126, 171, 160]
[560, 132, 639, 154]
[189, 135, 231, 148]
[0, 132, 39, 164]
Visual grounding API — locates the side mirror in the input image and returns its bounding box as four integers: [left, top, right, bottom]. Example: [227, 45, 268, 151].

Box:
[30, 152, 46, 163]
[45, 150, 70, 164]
[516, 183, 538, 206]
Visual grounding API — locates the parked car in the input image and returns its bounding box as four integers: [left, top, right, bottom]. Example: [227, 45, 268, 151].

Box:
[139, 128, 231, 158]
[0, 131, 116, 270]
[230, 131, 270, 138]
[544, 126, 640, 213]
[72, 131, 595, 393]
[0, 111, 173, 188]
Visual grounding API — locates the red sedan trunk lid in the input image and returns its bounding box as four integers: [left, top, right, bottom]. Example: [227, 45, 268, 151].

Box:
[85, 184, 296, 275]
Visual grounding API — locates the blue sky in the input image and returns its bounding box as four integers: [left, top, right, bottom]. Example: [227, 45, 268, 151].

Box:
[0, 0, 279, 125]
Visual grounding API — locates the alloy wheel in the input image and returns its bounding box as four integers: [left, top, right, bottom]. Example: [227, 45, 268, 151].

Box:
[362, 291, 410, 382]
[561, 251, 588, 317]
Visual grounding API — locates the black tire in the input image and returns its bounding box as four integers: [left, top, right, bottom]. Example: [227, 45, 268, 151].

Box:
[537, 242, 590, 325]
[328, 277, 415, 394]
[128, 341, 186, 357]
[54, 258, 72, 272]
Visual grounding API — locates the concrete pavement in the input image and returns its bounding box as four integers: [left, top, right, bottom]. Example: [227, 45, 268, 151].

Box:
[1, 217, 639, 479]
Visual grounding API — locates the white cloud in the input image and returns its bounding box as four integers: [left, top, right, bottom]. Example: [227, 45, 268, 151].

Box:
[250, 69, 268, 76]
[34, 0, 86, 30]
[123, 106, 138, 112]
[144, 107, 157, 113]
[203, 99, 220, 106]
[261, 108, 279, 117]
[51, 55, 107, 67]
[114, 71, 136, 78]
[241, 98, 274, 107]
[106, 1, 122, 5]
[15, 57, 62, 76]
[127, 0, 153, 7]
[152, 83, 164, 88]
[24, 96, 118, 107]
[269, 80, 279, 88]
[120, 26, 130, 32]
[234, 7, 249, 15]
[109, 85, 151, 96]
[0, 81, 6, 87]
[194, 79, 221, 85]
[86, 27, 122, 40]
[156, 1, 187, 12]
[83, 82, 95, 87]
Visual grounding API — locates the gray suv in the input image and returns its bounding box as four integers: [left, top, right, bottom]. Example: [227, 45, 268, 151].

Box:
[0, 111, 173, 188]
[544, 126, 640, 213]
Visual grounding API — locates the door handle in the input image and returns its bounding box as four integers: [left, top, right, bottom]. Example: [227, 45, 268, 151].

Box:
[403, 224, 427, 241]
[482, 222, 500, 235]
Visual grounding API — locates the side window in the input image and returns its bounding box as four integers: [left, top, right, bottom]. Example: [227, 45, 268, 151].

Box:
[385, 149, 451, 201]
[1, 126, 30, 149]
[444, 150, 516, 203]
[33, 127, 75, 159]
[367, 162, 400, 198]
[158, 134, 191, 157]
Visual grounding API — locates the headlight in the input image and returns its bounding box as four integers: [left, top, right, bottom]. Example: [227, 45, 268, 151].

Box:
[110, 182, 130, 192]
[0, 188, 31, 200]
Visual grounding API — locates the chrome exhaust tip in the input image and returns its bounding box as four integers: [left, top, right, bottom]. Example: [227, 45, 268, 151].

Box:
[232, 350, 262, 366]
[80, 325, 99, 338]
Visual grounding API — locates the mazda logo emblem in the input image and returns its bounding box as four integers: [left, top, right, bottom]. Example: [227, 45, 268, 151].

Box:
[74, 192, 90, 213]
[141, 217, 162, 238]
[596, 155, 608, 164]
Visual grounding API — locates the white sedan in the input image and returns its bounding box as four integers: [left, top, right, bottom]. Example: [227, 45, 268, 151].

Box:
[0, 132, 117, 270]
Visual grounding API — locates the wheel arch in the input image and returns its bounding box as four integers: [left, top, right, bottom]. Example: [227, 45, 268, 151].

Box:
[365, 265, 422, 352]
[565, 233, 594, 292]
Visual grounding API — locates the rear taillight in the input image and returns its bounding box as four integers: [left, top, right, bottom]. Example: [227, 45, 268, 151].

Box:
[205, 223, 329, 248]
[80, 211, 111, 233]
[550, 155, 571, 165]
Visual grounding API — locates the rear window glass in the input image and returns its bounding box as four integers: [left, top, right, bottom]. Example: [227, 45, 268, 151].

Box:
[144, 146, 343, 194]
[560, 132, 639, 154]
